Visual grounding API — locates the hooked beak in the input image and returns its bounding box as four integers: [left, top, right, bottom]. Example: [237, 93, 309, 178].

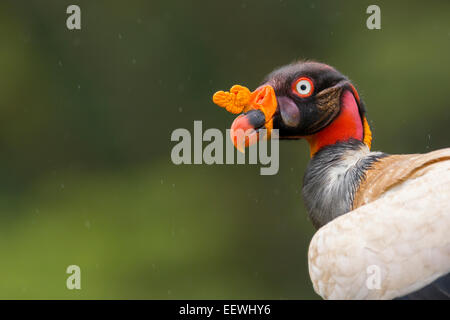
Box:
[230, 85, 277, 152]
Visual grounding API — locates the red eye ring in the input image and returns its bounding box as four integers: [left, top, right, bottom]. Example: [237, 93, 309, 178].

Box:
[292, 77, 314, 98]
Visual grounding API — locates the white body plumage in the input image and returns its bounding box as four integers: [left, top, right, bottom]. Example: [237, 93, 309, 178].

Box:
[308, 157, 450, 299]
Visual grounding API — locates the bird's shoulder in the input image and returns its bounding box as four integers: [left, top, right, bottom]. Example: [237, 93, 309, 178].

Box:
[353, 147, 450, 209]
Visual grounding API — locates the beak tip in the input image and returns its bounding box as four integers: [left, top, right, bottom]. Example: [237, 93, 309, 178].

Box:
[230, 114, 260, 151]
[228, 84, 278, 151]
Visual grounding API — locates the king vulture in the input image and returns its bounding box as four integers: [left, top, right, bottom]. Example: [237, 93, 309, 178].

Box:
[213, 61, 450, 300]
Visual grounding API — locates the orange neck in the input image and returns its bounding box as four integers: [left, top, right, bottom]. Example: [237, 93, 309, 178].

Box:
[306, 90, 365, 157]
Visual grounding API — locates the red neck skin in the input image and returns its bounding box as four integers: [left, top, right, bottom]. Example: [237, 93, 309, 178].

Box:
[306, 90, 363, 157]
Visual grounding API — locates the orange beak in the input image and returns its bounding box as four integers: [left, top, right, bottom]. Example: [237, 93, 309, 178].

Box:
[230, 85, 278, 152]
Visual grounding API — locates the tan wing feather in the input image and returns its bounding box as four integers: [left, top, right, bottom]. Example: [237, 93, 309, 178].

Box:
[353, 148, 450, 209]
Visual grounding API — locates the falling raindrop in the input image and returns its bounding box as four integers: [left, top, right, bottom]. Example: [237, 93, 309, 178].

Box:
[426, 134, 431, 149]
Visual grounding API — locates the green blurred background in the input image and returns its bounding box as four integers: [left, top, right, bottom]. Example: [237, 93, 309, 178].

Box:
[0, 0, 448, 299]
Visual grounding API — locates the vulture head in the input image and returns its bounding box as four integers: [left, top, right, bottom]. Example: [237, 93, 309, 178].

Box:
[225, 61, 372, 156]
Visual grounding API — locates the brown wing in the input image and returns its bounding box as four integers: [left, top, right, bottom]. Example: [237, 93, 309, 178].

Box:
[353, 148, 450, 209]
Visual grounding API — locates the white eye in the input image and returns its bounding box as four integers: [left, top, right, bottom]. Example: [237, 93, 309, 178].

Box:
[296, 80, 311, 95]
[293, 77, 314, 97]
